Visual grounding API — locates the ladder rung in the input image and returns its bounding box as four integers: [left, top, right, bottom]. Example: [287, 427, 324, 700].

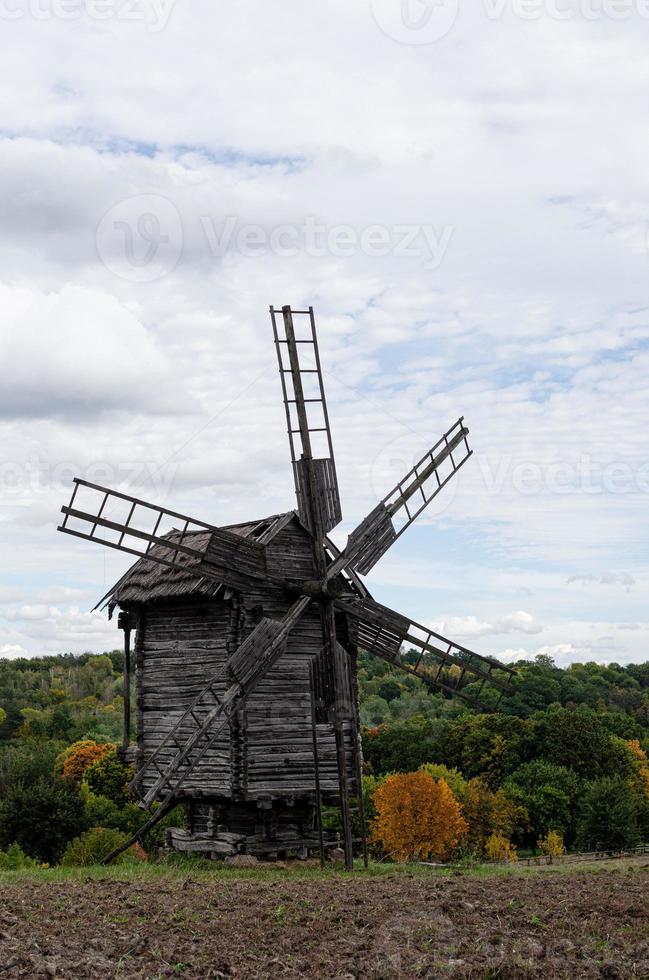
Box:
[289, 427, 327, 434]
[281, 369, 318, 374]
[286, 398, 322, 404]
[276, 339, 315, 345]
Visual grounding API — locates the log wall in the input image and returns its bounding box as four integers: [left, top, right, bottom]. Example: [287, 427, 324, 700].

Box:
[134, 516, 359, 806]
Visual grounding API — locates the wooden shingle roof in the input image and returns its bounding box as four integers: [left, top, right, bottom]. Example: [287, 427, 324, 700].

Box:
[103, 514, 291, 610]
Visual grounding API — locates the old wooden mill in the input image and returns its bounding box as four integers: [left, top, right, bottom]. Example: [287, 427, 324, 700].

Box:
[58, 306, 515, 868]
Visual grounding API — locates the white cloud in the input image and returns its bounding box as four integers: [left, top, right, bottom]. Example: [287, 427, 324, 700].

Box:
[0, 644, 29, 659]
[0, 605, 120, 657]
[431, 610, 543, 640]
[0, 5, 648, 658]
[0, 282, 192, 418]
[496, 611, 543, 635]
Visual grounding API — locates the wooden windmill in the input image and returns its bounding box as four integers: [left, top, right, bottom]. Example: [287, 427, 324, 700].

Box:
[58, 306, 515, 868]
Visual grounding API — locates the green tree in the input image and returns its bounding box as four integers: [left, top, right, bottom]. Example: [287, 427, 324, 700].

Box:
[576, 777, 642, 852]
[84, 748, 134, 807]
[419, 763, 467, 800]
[505, 761, 581, 845]
[500, 656, 563, 717]
[376, 678, 402, 703]
[0, 778, 89, 863]
[362, 716, 445, 775]
[441, 714, 533, 787]
[360, 695, 391, 727]
[533, 706, 632, 780]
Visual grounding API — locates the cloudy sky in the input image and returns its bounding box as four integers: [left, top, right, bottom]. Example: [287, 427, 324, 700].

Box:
[0, 0, 648, 665]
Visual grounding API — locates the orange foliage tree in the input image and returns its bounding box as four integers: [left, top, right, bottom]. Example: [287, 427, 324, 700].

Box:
[370, 772, 468, 862]
[54, 740, 115, 784]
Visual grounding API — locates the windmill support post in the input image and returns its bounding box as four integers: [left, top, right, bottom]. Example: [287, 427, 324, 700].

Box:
[308, 659, 326, 868]
[328, 605, 354, 870]
[118, 610, 135, 751]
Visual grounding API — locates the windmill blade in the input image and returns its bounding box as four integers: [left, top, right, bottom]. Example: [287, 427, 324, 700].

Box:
[134, 596, 311, 808]
[329, 418, 471, 578]
[271, 305, 342, 537]
[58, 478, 280, 594]
[335, 595, 515, 708]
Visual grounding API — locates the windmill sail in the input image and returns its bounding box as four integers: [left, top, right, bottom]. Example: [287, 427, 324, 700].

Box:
[271, 305, 342, 535]
[58, 479, 275, 593]
[335, 594, 515, 706]
[329, 418, 471, 577]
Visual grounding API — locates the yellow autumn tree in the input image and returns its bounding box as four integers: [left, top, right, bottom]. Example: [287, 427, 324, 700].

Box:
[538, 830, 565, 858]
[55, 740, 115, 784]
[627, 740, 649, 799]
[371, 772, 468, 862]
[485, 834, 517, 863]
[459, 777, 525, 853]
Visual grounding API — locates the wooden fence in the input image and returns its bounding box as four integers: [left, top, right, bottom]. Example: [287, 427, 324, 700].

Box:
[519, 843, 649, 867]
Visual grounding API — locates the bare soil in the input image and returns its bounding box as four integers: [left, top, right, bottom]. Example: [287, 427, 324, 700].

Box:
[1, 861, 648, 978]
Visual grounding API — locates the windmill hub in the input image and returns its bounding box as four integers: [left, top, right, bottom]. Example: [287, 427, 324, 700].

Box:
[57, 304, 515, 869]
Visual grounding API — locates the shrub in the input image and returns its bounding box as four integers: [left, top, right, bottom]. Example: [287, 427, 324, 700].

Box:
[538, 830, 565, 858]
[485, 834, 518, 863]
[55, 740, 114, 784]
[370, 772, 468, 862]
[0, 842, 44, 870]
[61, 827, 148, 867]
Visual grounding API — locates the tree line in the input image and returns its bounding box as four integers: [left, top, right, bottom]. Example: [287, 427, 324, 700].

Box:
[0, 649, 647, 866]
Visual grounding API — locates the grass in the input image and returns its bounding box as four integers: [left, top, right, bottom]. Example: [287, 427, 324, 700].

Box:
[0, 854, 646, 885]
